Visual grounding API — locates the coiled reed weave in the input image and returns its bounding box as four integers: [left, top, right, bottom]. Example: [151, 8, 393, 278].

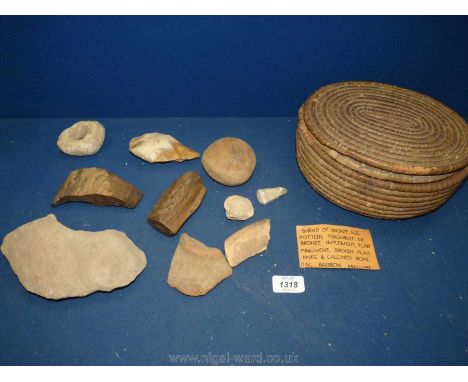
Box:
[296, 82, 468, 219]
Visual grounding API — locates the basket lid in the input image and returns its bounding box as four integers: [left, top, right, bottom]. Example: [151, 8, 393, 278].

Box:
[302, 81, 468, 175]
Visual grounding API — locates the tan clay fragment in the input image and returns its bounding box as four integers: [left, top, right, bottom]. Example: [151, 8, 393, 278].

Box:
[167, 233, 232, 296]
[224, 219, 271, 267]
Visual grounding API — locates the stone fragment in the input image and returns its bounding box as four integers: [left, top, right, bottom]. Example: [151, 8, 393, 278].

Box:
[167, 233, 232, 296]
[202, 137, 256, 186]
[224, 219, 271, 267]
[52, 167, 143, 208]
[224, 195, 254, 220]
[129, 132, 200, 163]
[257, 187, 288, 205]
[148, 171, 206, 236]
[57, 121, 105, 156]
[1, 214, 147, 300]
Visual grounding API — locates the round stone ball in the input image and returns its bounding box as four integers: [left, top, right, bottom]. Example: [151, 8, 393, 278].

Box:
[57, 121, 105, 156]
[202, 137, 256, 186]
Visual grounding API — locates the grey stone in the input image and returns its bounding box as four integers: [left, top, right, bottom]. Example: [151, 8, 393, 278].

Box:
[224, 195, 254, 220]
[1, 214, 146, 300]
[57, 121, 105, 156]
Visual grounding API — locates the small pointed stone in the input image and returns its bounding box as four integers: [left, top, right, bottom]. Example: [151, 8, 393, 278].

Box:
[129, 132, 199, 163]
[224, 219, 271, 267]
[57, 121, 105, 156]
[257, 187, 288, 205]
[167, 233, 232, 296]
[224, 195, 254, 220]
[1, 214, 147, 300]
[52, 167, 143, 208]
[147, 171, 206, 236]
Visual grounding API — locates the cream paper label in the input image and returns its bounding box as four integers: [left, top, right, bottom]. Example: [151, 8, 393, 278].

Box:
[296, 224, 380, 270]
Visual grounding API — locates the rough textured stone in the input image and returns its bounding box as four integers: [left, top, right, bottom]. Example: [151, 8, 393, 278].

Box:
[129, 132, 200, 163]
[57, 121, 105, 156]
[167, 233, 232, 296]
[52, 167, 143, 208]
[224, 195, 254, 220]
[202, 137, 256, 186]
[257, 187, 288, 205]
[1, 214, 147, 300]
[224, 219, 271, 267]
[148, 171, 206, 236]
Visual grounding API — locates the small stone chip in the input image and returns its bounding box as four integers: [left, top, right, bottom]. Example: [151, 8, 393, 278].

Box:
[257, 187, 288, 205]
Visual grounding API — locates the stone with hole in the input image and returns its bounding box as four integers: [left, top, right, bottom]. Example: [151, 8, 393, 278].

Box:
[57, 121, 105, 156]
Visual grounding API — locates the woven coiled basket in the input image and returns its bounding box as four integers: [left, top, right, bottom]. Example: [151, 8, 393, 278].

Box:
[296, 82, 468, 219]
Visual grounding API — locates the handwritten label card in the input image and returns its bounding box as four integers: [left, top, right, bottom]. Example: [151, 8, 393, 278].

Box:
[296, 224, 380, 270]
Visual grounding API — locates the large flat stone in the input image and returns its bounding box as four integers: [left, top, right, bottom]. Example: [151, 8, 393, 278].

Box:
[1, 214, 147, 300]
